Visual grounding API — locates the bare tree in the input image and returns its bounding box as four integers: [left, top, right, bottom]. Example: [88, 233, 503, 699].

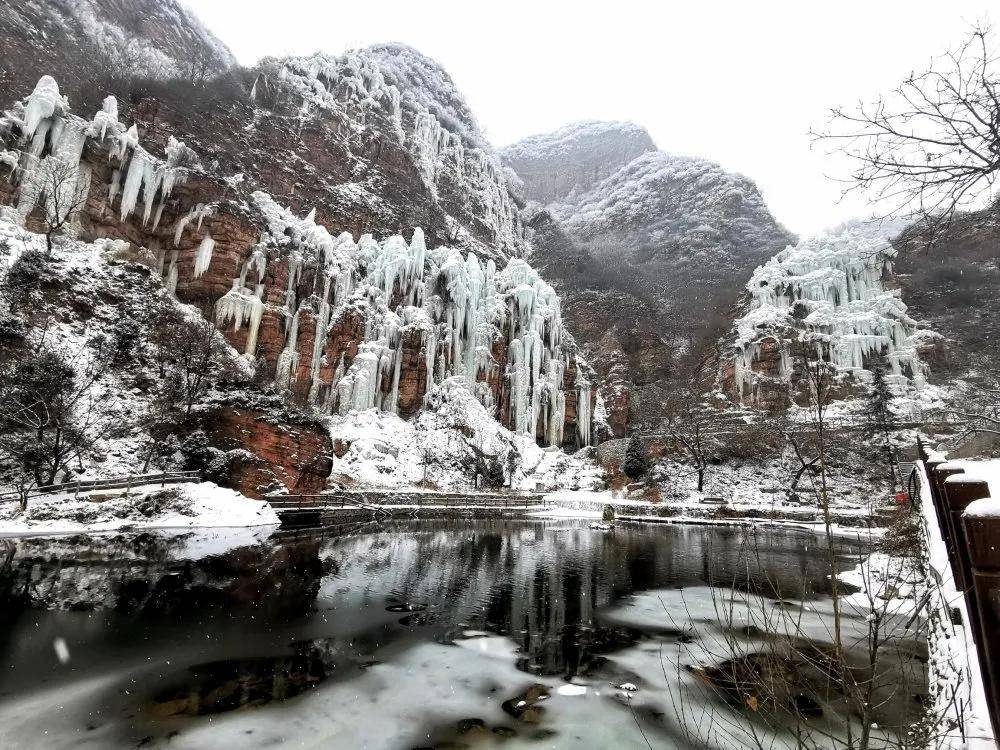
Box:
[138, 378, 184, 473]
[760, 406, 822, 501]
[664, 525, 954, 750]
[658, 356, 957, 749]
[660, 375, 725, 494]
[948, 370, 1000, 448]
[38, 157, 89, 256]
[153, 308, 233, 417]
[814, 23, 1000, 242]
[180, 47, 215, 88]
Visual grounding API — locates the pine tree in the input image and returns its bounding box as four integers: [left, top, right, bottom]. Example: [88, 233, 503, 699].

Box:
[867, 368, 898, 488]
[622, 435, 648, 480]
[867, 368, 895, 435]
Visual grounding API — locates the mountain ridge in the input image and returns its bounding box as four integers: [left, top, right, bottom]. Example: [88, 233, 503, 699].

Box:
[502, 119, 794, 431]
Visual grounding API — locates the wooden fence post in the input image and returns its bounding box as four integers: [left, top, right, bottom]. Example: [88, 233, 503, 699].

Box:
[962, 495, 1000, 742]
[934, 464, 966, 561]
[924, 458, 949, 544]
[944, 477, 991, 591]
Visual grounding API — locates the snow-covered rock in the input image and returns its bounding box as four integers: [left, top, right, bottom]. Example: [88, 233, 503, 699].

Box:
[726, 220, 941, 406]
[0, 482, 278, 536]
[0, 72, 597, 451]
[272, 44, 527, 262]
[502, 120, 656, 205]
[2, 0, 235, 87]
[326, 376, 603, 491]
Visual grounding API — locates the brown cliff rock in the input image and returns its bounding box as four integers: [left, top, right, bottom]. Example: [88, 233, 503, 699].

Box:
[201, 407, 332, 499]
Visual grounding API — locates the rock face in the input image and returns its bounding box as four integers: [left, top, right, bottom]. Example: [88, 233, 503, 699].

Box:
[502, 121, 793, 431]
[200, 408, 334, 499]
[893, 214, 1000, 384]
[719, 221, 941, 409]
[523, 209, 666, 436]
[0, 60, 596, 458]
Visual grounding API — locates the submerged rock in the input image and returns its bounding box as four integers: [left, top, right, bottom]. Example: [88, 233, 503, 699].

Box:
[501, 684, 550, 723]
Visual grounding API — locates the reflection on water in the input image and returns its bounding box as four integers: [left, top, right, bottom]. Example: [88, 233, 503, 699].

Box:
[0, 520, 904, 749]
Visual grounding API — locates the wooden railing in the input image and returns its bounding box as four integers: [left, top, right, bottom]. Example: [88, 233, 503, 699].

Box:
[0, 470, 201, 503]
[267, 494, 379, 513]
[917, 437, 1000, 741]
[267, 490, 546, 514]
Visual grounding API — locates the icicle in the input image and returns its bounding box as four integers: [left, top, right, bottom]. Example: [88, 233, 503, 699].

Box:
[275, 310, 301, 387]
[90, 96, 118, 141]
[193, 235, 215, 278]
[216, 286, 266, 356]
[166, 250, 179, 294]
[22, 76, 63, 144]
[119, 150, 148, 221]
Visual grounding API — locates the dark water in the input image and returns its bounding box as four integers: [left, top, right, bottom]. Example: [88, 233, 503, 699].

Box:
[0, 520, 916, 749]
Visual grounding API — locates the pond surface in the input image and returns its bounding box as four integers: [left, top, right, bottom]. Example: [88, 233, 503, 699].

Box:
[0, 519, 924, 749]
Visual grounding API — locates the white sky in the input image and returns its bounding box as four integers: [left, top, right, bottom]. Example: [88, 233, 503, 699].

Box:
[186, 0, 994, 237]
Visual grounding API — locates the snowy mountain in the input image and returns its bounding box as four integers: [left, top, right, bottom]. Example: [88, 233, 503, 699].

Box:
[262, 44, 528, 260]
[502, 120, 656, 205]
[502, 121, 794, 432]
[1, 0, 235, 96]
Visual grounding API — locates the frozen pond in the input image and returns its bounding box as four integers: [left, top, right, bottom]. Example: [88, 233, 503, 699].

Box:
[0, 519, 924, 748]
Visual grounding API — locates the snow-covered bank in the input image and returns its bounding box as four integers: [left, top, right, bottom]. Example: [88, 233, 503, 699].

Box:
[537, 490, 884, 540]
[0, 482, 279, 537]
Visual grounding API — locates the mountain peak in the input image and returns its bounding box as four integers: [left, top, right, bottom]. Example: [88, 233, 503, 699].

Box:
[504, 120, 655, 157]
[501, 120, 656, 205]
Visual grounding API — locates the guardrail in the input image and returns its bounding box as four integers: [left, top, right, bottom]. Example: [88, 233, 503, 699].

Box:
[268, 491, 546, 514]
[268, 494, 375, 512]
[0, 470, 201, 503]
[917, 437, 1000, 742]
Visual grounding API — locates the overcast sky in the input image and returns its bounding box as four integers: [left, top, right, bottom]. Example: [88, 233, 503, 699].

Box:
[186, 0, 994, 237]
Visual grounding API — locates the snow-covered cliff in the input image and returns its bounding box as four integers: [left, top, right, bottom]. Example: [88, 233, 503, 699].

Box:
[724, 221, 941, 407]
[258, 44, 528, 263]
[0, 73, 595, 452]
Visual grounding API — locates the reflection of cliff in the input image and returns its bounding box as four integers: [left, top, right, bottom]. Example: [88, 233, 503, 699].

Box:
[1, 531, 323, 619]
[319, 521, 850, 676]
[0, 523, 857, 683]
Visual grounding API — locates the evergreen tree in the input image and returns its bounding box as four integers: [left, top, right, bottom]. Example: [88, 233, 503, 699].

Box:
[867, 368, 896, 435]
[866, 368, 898, 488]
[622, 435, 648, 480]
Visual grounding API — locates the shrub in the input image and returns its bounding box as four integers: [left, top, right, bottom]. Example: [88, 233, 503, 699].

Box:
[622, 435, 648, 479]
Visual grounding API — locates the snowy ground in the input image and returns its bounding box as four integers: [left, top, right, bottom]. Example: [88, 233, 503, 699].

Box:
[325, 380, 605, 492]
[534, 490, 887, 542]
[0, 482, 279, 536]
